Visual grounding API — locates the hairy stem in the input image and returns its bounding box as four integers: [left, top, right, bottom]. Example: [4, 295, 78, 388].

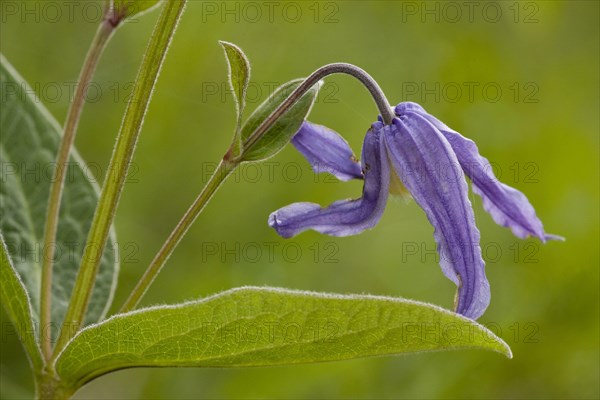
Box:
[242, 63, 394, 156]
[35, 370, 74, 400]
[120, 159, 236, 312]
[39, 20, 115, 361]
[53, 0, 187, 358]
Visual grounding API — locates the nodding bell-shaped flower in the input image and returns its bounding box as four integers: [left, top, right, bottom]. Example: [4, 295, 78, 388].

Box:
[269, 102, 561, 320]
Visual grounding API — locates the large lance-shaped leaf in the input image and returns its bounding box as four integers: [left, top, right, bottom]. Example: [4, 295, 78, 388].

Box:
[0, 234, 43, 371]
[0, 55, 119, 332]
[240, 79, 321, 162]
[56, 287, 511, 389]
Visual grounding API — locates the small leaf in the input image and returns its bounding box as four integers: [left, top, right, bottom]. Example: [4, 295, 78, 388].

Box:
[240, 80, 321, 162]
[219, 41, 251, 123]
[112, 0, 162, 20]
[219, 41, 251, 157]
[0, 234, 44, 371]
[56, 287, 511, 389]
[0, 56, 119, 335]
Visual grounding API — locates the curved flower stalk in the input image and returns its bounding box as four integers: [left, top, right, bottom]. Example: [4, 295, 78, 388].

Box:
[269, 102, 562, 319]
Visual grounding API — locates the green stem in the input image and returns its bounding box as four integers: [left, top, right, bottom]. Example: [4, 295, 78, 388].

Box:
[241, 63, 394, 156]
[35, 370, 74, 400]
[53, 0, 187, 358]
[39, 20, 115, 361]
[119, 159, 237, 313]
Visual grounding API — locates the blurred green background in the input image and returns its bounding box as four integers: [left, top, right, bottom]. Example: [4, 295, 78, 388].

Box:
[1, 1, 598, 398]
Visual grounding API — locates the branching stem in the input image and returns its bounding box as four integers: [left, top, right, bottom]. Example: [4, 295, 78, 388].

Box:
[39, 19, 115, 361]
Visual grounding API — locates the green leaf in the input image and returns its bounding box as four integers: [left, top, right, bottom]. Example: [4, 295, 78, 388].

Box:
[56, 287, 511, 388]
[113, 0, 162, 20]
[219, 41, 251, 157]
[240, 79, 321, 162]
[219, 41, 251, 123]
[0, 234, 44, 371]
[0, 55, 119, 333]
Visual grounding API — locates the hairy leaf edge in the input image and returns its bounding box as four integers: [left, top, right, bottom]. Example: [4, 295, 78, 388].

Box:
[54, 286, 512, 387]
[0, 54, 120, 323]
[0, 233, 45, 371]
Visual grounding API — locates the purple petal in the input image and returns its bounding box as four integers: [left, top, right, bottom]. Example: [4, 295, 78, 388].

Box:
[291, 121, 363, 181]
[269, 124, 389, 238]
[395, 102, 561, 242]
[385, 115, 490, 320]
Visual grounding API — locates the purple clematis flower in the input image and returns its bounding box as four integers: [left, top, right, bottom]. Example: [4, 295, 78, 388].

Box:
[269, 102, 561, 320]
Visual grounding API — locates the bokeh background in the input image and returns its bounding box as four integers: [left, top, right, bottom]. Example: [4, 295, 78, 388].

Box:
[1, 1, 598, 398]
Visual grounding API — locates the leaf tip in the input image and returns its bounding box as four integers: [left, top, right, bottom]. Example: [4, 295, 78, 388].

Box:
[500, 340, 513, 359]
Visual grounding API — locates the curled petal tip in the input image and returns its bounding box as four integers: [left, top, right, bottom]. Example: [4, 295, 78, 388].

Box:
[267, 212, 277, 228]
[455, 278, 491, 320]
[268, 207, 314, 239]
[402, 102, 559, 245]
[268, 130, 390, 239]
[544, 233, 565, 243]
